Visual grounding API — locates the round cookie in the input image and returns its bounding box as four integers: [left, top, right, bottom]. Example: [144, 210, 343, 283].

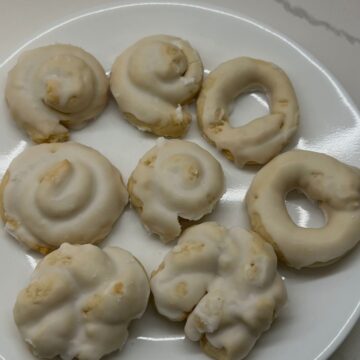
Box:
[14, 243, 150, 360]
[0, 142, 128, 254]
[246, 150, 360, 269]
[128, 139, 224, 242]
[6, 44, 109, 143]
[110, 35, 203, 137]
[151, 222, 287, 360]
[197, 57, 299, 167]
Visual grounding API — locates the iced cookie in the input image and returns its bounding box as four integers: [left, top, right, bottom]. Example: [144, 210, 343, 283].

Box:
[0, 142, 128, 254]
[246, 150, 360, 268]
[6, 44, 108, 143]
[151, 222, 287, 360]
[110, 35, 203, 137]
[14, 243, 150, 360]
[197, 57, 299, 167]
[128, 139, 224, 242]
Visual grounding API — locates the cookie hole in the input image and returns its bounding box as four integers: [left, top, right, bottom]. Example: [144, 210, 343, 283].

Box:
[229, 91, 269, 127]
[285, 190, 326, 228]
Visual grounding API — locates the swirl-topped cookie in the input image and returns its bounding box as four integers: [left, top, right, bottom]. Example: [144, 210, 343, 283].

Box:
[14, 243, 150, 360]
[128, 139, 224, 242]
[110, 35, 203, 137]
[151, 222, 287, 360]
[0, 142, 128, 254]
[5, 44, 108, 143]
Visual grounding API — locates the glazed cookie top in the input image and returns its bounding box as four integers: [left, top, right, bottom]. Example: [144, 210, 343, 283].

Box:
[151, 222, 287, 360]
[14, 243, 150, 360]
[246, 150, 360, 268]
[110, 35, 203, 137]
[0, 142, 128, 253]
[6, 44, 108, 143]
[128, 139, 224, 242]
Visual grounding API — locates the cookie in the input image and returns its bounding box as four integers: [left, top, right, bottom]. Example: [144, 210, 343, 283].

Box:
[0, 142, 128, 253]
[197, 57, 299, 167]
[128, 139, 224, 242]
[110, 35, 203, 137]
[151, 222, 287, 360]
[13, 243, 150, 360]
[246, 150, 360, 268]
[6, 44, 108, 143]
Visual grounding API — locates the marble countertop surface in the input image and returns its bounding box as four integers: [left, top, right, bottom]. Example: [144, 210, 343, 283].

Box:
[0, 1, 359, 359]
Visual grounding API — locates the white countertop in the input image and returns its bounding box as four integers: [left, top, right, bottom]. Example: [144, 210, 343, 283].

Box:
[0, 1, 359, 359]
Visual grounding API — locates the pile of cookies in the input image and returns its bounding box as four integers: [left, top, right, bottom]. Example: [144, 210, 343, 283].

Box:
[2, 34, 360, 360]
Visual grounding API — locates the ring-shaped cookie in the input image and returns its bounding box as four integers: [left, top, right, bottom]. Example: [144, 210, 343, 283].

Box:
[246, 150, 360, 269]
[197, 57, 299, 167]
[110, 35, 203, 137]
[6, 44, 108, 143]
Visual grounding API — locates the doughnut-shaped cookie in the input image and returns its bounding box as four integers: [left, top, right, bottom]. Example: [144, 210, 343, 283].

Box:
[246, 150, 360, 269]
[151, 222, 287, 360]
[197, 57, 299, 167]
[110, 35, 203, 137]
[0, 142, 128, 254]
[14, 243, 150, 360]
[128, 139, 224, 242]
[6, 44, 108, 143]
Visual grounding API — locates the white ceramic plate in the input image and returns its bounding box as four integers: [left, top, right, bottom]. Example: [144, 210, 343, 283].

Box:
[0, 2, 359, 360]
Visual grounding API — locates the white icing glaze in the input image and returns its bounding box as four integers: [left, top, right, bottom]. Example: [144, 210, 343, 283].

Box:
[110, 35, 203, 137]
[246, 150, 360, 268]
[128, 140, 224, 242]
[5, 44, 108, 143]
[14, 243, 150, 360]
[151, 222, 287, 360]
[197, 57, 299, 167]
[0, 142, 128, 253]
